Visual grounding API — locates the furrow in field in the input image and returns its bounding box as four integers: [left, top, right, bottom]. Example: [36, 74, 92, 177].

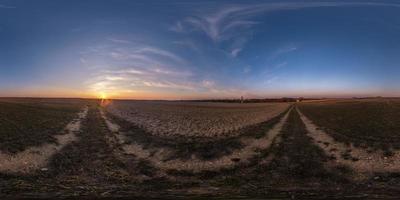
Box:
[0, 107, 88, 174]
[297, 107, 400, 174]
[106, 102, 290, 138]
[101, 108, 291, 173]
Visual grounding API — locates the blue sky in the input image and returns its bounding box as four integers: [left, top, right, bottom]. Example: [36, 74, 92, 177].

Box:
[1, 0, 400, 99]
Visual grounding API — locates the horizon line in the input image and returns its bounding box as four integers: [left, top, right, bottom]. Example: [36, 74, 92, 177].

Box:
[0, 96, 398, 101]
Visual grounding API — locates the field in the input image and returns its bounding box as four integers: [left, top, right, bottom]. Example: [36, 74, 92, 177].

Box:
[106, 101, 290, 137]
[298, 99, 400, 151]
[1, 98, 400, 198]
[0, 98, 87, 153]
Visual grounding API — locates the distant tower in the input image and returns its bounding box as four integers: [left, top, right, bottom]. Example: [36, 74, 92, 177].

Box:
[241, 96, 244, 104]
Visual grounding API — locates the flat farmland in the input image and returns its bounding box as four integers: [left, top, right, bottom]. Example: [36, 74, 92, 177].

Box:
[298, 99, 400, 150]
[106, 101, 290, 137]
[0, 98, 87, 153]
[1, 98, 400, 198]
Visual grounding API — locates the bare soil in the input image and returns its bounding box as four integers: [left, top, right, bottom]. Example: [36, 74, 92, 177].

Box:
[298, 107, 400, 176]
[2, 99, 400, 198]
[101, 107, 292, 172]
[106, 100, 290, 137]
[0, 107, 88, 174]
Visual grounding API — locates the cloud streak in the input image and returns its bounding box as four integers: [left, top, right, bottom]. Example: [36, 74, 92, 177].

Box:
[79, 2, 400, 99]
[0, 4, 16, 9]
[231, 48, 242, 57]
[267, 45, 298, 61]
[174, 1, 400, 43]
[108, 38, 132, 44]
[81, 41, 240, 97]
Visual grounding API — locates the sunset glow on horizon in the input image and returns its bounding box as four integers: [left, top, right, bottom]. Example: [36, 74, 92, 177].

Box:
[1, 0, 400, 100]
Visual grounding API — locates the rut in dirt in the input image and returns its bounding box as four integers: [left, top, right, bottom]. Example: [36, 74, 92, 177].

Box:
[0, 105, 173, 197]
[178, 108, 353, 194]
[297, 107, 400, 175]
[0, 107, 88, 174]
[100, 107, 292, 173]
[252, 108, 351, 187]
[46, 105, 131, 186]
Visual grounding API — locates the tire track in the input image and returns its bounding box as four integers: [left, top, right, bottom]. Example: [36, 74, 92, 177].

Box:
[100, 107, 291, 173]
[297, 107, 400, 175]
[0, 107, 88, 174]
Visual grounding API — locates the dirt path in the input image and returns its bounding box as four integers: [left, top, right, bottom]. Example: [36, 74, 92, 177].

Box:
[46, 106, 140, 187]
[244, 108, 350, 187]
[297, 107, 400, 175]
[0, 107, 88, 174]
[100, 108, 291, 173]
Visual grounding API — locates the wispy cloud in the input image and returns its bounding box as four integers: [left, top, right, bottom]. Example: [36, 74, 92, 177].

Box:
[268, 45, 298, 61]
[180, 5, 259, 42]
[88, 1, 400, 98]
[108, 38, 132, 44]
[173, 39, 200, 52]
[0, 4, 16, 9]
[173, 1, 400, 47]
[135, 47, 185, 64]
[142, 81, 196, 90]
[85, 58, 237, 98]
[184, 2, 400, 41]
[170, 21, 185, 32]
[103, 69, 145, 75]
[264, 76, 280, 86]
[87, 68, 223, 96]
[231, 48, 242, 57]
[274, 62, 288, 69]
[109, 45, 186, 64]
[243, 65, 251, 73]
[201, 80, 215, 88]
[82, 42, 209, 96]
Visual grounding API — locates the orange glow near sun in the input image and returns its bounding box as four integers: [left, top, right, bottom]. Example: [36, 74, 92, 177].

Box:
[99, 92, 107, 100]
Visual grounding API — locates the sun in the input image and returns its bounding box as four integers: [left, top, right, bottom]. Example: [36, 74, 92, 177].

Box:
[99, 92, 107, 100]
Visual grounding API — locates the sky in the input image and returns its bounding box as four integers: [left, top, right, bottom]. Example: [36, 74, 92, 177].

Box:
[1, 0, 400, 99]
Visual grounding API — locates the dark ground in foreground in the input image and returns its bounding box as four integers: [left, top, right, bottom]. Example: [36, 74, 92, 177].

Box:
[1, 99, 400, 199]
[0, 99, 86, 153]
[299, 99, 400, 151]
